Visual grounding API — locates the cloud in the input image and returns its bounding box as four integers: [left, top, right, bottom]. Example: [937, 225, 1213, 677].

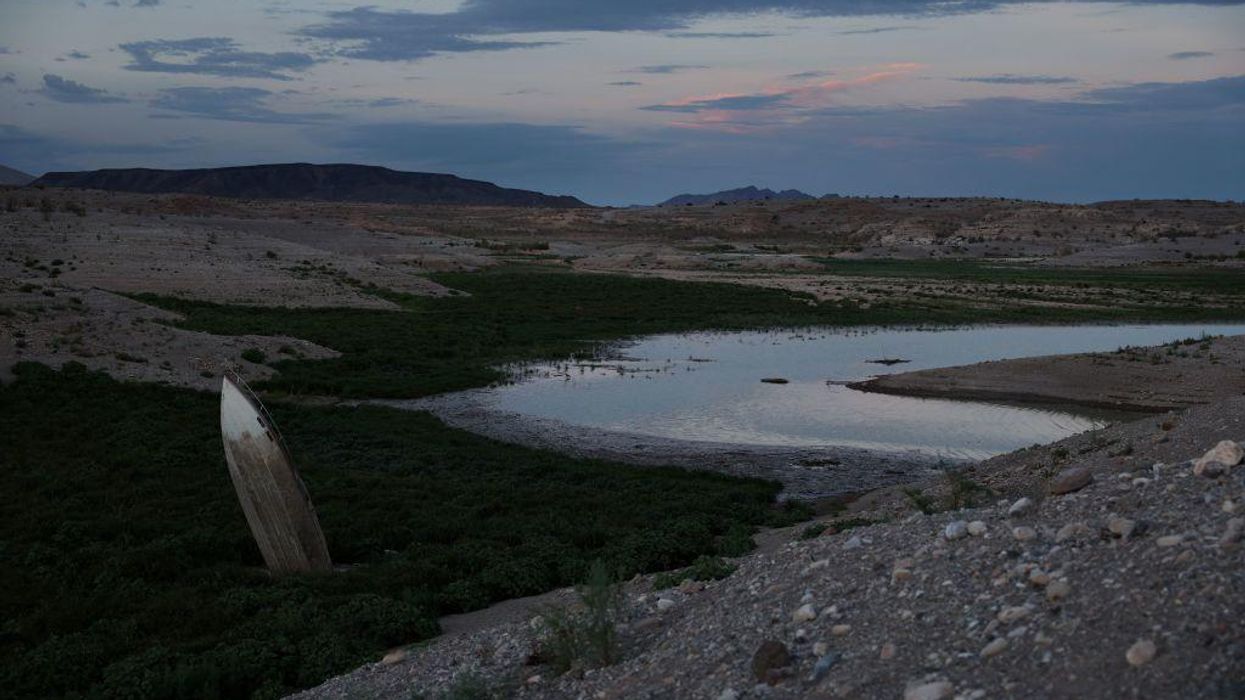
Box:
[642, 64, 923, 121]
[40, 74, 128, 104]
[1168, 50, 1214, 60]
[953, 74, 1079, 85]
[664, 31, 775, 38]
[298, 1, 1245, 63]
[150, 87, 332, 123]
[134, 0, 159, 6]
[121, 37, 318, 80]
[632, 64, 709, 74]
[787, 70, 835, 79]
[66, 50, 91, 60]
[1, 73, 15, 85]
[837, 25, 918, 35]
[609, 81, 643, 86]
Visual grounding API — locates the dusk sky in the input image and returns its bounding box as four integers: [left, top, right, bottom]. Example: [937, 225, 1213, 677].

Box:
[1, 0, 1242, 205]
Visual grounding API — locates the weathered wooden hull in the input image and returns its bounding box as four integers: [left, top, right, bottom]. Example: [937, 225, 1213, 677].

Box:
[220, 374, 332, 574]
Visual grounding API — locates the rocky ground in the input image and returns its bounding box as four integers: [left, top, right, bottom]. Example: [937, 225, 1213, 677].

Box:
[294, 399, 1244, 700]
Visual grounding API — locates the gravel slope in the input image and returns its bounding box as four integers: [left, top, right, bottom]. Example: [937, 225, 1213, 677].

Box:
[293, 396, 1244, 700]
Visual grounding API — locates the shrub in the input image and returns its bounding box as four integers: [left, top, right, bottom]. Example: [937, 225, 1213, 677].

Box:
[241, 348, 266, 364]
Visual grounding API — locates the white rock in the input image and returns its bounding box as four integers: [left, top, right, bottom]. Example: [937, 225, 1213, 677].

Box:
[1221, 518, 1244, 547]
[656, 597, 676, 611]
[944, 521, 968, 540]
[792, 603, 818, 622]
[832, 624, 852, 636]
[1194, 440, 1243, 476]
[1107, 517, 1136, 539]
[1046, 579, 1071, 601]
[717, 689, 740, 700]
[843, 535, 863, 549]
[1007, 498, 1034, 517]
[380, 649, 408, 665]
[997, 606, 1031, 624]
[1155, 534, 1183, 548]
[905, 680, 954, 700]
[967, 521, 988, 537]
[980, 638, 1007, 658]
[1126, 639, 1157, 667]
[1012, 526, 1037, 542]
[1055, 522, 1091, 543]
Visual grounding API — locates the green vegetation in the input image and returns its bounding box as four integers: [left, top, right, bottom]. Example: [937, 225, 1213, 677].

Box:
[0, 363, 806, 699]
[535, 560, 623, 675]
[650, 554, 736, 590]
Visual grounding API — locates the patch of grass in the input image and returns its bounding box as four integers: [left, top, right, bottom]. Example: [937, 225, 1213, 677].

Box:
[799, 522, 829, 539]
[0, 363, 807, 699]
[536, 560, 622, 675]
[902, 487, 937, 515]
[651, 554, 736, 590]
[240, 348, 266, 364]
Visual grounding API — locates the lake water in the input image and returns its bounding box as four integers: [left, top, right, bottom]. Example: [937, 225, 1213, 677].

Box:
[490, 323, 1245, 460]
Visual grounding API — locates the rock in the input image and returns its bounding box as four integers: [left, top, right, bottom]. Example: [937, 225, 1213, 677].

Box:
[380, 648, 408, 665]
[880, 642, 897, 660]
[717, 689, 740, 700]
[1055, 521, 1091, 543]
[843, 535, 863, 550]
[998, 606, 1031, 624]
[1028, 569, 1051, 586]
[807, 652, 840, 682]
[792, 603, 817, 622]
[1050, 466, 1093, 495]
[656, 597, 676, 611]
[1155, 534, 1183, 548]
[1107, 516, 1136, 539]
[1126, 639, 1157, 667]
[1194, 440, 1243, 476]
[1046, 579, 1071, 601]
[1196, 461, 1226, 478]
[1220, 518, 1244, 547]
[980, 638, 1008, 658]
[679, 579, 704, 594]
[1012, 526, 1037, 542]
[813, 641, 829, 656]
[944, 521, 968, 540]
[892, 567, 913, 583]
[905, 680, 954, 700]
[831, 624, 852, 636]
[752, 640, 792, 682]
[1007, 498, 1034, 517]
[967, 520, 988, 536]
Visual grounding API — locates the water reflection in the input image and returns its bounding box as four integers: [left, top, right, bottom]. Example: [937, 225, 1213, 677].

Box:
[491, 323, 1245, 460]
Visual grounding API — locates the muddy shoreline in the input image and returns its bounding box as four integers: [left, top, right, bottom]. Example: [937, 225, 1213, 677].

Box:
[367, 390, 958, 502]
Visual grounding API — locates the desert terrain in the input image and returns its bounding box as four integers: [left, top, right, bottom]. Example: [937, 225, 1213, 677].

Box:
[2, 185, 1244, 699]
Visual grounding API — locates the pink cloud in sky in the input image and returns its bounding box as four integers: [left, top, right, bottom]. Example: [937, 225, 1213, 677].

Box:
[983, 144, 1052, 161]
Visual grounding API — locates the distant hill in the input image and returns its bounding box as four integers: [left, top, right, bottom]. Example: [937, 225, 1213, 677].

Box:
[32, 163, 589, 208]
[0, 164, 35, 186]
[659, 185, 815, 206]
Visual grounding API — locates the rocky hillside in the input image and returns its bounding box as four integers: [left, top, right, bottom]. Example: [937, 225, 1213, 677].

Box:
[659, 186, 815, 206]
[0, 164, 34, 186]
[32, 163, 589, 208]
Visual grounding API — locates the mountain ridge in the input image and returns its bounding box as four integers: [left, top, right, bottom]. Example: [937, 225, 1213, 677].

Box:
[0, 164, 35, 186]
[32, 163, 589, 208]
[658, 185, 816, 206]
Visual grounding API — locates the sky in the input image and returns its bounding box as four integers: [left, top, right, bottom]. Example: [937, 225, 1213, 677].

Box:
[0, 0, 1242, 205]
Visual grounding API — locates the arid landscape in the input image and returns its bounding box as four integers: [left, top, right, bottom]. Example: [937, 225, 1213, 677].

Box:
[2, 177, 1244, 699]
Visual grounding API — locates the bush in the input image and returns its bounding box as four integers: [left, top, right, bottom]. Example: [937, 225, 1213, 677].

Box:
[240, 348, 266, 364]
[536, 561, 622, 674]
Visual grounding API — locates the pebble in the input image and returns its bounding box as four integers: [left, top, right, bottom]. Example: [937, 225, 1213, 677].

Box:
[717, 690, 739, 700]
[1028, 569, 1051, 586]
[944, 521, 968, 540]
[807, 652, 840, 682]
[967, 520, 988, 536]
[751, 640, 792, 682]
[997, 606, 1030, 624]
[1107, 516, 1136, 539]
[880, 642, 897, 660]
[905, 680, 954, 700]
[1221, 518, 1244, 547]
[1012, 526, 1037, 542]
[1007, 498, 1034, 517]
[1126, 639, 1157, 667]
[656, 597, 676, 611]
[893, 568, 913, 583]
[1050, 466, 1093, 495]
[1155, 535, 1183, 548]
[1055, 521, 1091, 543]
[980, 638, 1008, 658]
[843, 535, 863, 549]
[792, 603, 817, 622]
[1046, 579, 1071, 601]
[831, 624, 852, 636]
[380, 648, 408, 665]
[813, 641, 829, 656]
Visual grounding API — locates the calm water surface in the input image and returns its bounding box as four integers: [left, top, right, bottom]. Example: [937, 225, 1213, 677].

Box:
[489, 324, 1245, 460]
